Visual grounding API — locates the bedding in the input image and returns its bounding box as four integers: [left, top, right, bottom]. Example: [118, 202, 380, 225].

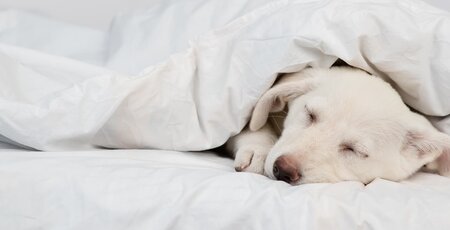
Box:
[1, 147, 450, 229]
[0, 0, 449, 151]
[1, 0, 450, 229]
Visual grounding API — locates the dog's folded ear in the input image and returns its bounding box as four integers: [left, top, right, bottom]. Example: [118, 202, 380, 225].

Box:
[434, 149, 450, 177]
[249, 77, 317, 131]
[405, 130, 450, 177]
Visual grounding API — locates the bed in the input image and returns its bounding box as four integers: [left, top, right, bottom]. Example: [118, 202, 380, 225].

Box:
[1, 0, 450, 229]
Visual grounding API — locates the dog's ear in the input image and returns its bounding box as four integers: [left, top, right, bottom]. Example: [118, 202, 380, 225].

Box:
[434, 149, 450, 177]
[249, 77, 317, 131]
[404, 130, 450, 177]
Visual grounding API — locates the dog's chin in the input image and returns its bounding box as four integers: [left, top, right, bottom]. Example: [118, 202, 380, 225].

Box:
[263, 152, 280, 180]
[263, 165, 276, 180]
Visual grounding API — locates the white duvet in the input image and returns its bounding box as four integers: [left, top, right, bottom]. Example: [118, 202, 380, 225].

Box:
[0, 0, 449, 151]
[1, 0, 450, 229]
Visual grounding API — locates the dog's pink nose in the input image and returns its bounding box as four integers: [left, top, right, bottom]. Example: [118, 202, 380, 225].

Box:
[273, 155, 301, 184]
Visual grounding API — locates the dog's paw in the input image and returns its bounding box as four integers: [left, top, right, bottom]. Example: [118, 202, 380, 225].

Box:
[234, 145, 270, 175]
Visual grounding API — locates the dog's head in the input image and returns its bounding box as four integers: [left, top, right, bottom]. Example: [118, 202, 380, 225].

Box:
[250, 67, 450, 185]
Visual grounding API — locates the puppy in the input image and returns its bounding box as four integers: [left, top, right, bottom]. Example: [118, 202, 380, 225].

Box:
[226, 67, 450, 185]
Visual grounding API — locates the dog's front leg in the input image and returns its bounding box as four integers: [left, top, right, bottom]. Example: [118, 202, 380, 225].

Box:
[226, 123, 277, 175]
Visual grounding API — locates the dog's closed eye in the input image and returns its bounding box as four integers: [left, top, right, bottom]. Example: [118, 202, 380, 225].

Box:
[305, 105, 317, 124]
[339, 142, 369, 158]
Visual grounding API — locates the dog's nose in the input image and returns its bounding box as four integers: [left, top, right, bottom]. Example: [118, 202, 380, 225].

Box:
[273, 155, 301, 184]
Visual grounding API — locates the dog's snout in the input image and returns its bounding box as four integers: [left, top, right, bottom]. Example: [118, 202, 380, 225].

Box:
[273, 155, 301, 184]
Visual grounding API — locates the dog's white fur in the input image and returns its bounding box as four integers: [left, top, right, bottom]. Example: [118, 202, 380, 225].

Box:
[227, 67, 450, 185]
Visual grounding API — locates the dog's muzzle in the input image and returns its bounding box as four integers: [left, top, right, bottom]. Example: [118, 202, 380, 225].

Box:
[273, 155, 301, 184]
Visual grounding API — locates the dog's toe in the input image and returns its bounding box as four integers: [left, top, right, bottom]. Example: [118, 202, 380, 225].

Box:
[233, 145, 268, 175]
[234, 166, 245, 172]
[234, 149, 253, 172]
[243, 153, 266, 174]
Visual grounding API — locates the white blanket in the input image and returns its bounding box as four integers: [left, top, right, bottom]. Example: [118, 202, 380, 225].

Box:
[0, 0, 449, 151]
[1, 147, 450, 229]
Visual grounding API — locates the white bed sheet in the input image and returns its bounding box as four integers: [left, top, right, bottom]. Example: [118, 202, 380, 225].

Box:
[1, 148, 450, 230]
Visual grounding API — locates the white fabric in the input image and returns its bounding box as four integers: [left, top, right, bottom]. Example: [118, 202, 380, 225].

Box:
[106, 0, 273, 74]
[0, 0, 449, 151]
[0, 10, 106, 65]
[1, 1, 450, 229]
[1, 148, 450, 229]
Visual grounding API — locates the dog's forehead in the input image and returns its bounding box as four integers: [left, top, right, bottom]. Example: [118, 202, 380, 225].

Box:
[307, 80, 407, 142]
[314, 76, 406, 113]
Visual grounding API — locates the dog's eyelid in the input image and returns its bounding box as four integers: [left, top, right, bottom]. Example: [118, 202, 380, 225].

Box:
[341, 143, 354, 151]
[304, 105, 317, 123]
[339, 142, 369, 158]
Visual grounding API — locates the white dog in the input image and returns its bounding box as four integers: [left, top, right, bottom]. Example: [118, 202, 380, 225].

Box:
[226, 67, 450, 185]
